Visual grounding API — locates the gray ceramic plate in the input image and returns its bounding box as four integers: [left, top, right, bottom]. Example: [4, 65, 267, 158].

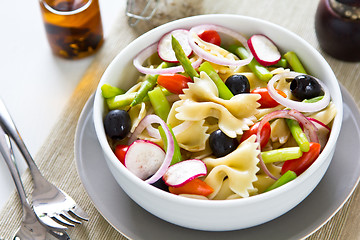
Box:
[75, 85, 360, 240]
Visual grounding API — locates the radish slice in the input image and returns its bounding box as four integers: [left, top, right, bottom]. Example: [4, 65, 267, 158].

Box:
[124, 140, 165, 180]
[188, 24, 253, 66]
[133, 44, 202, 75]
[247, 34, 281, 66]
[163, 159, 207, 187]
[267, 71, 330, 112]
[158, 29, 192, 63]
[128, 114, 174, 184]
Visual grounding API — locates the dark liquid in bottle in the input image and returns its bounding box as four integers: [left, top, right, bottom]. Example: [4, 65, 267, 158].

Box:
[315, 0, 360, 61]
[40, 0, 103, 59]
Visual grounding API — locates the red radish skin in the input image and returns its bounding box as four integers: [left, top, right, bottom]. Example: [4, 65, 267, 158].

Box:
[163, 159, 207, 187]
[157, 29, 192, 63]
[247, 34, 281, 66]
[124, 140, 165, 180]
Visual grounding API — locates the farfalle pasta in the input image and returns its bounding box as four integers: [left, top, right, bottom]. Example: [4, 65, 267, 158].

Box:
[101, 24, 337, 201]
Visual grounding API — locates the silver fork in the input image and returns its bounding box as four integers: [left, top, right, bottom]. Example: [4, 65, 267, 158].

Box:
[0, 98, 88, 230]
[0, 126, 70, 240]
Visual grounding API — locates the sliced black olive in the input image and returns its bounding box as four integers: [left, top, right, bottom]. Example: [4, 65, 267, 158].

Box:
[225, 74, 250, 95]
[104, 109, 131, 139]
[290, 75, 323, 101]
[209, 129, 238, 158]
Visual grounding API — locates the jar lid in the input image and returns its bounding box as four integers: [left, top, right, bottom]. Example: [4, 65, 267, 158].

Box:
[330, 0, 360, 19]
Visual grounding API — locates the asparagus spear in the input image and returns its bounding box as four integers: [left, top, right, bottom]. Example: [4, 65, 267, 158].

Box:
[261, 147, 303, 164]
[284, 51, 307, 74]
[265, 170, 297, 192]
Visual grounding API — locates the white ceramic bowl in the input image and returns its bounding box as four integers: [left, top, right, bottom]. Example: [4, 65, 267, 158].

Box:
[93, 14, 343, 231]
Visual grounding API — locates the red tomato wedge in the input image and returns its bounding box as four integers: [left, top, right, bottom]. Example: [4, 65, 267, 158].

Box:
[157, 74, 193, 94]
[168, 178, 214, 197]
[281, 142, 321, 175]
[240, 122, 271, 149]
[251, 87, 287, 108]
[198, 30, 221, 46]
[114, 144, 129, 165]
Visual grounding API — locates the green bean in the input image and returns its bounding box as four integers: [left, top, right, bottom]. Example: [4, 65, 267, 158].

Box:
[303, 96, 324, 103]
[272, 58, 288, 68]
[264, 170, 297, 192]
[159, 125, 182, 165]
[171, 36, 199, 79]
[228, 45, 273, 82]
[148, 87, 171, 121]
[198, 62, 234, 100]
[130, 62, 169, 107]
[101, 84, 126, 98]
[285, 119, 310, 152]
[106, 92, 137, 110]
[261, 147, 303, 164]
[283, 51, 307, 74]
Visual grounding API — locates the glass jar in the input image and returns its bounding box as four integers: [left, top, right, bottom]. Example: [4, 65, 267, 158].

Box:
[315, 0, 360, 61]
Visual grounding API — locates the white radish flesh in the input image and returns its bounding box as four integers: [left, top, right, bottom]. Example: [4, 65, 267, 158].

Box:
[247, 34, 281, 66]
[163, 159, 207, 187]
[157, 29, 192, 63]
[124, 140, 165, 180]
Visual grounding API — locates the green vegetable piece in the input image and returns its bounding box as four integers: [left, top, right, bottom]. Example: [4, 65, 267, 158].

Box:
[284, 51, 307, 74]
[303, 96, 324, 103]
[159, 125, 182, 165]
[198, 62, 234, 100]
[265, 170, 297, 192]
[285, 119, 310, 152]
[148, 87, 171, 121]
[171, 36, 199, 79]
[228, 45, 273, 82]
[130, 62, 169, 107]
[101, 84, 126, 98]
[261, 147, 303, 164]
[272, 58, 288, 68]
[106, 92, 137, 110]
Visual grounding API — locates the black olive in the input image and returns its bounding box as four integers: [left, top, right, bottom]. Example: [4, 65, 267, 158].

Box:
[104, 110, 131, 139]
[151, 178, 169, 192]
[225, 75, 250, 95]
[209, 129, 238, 158]
[290, 75, 323, 101]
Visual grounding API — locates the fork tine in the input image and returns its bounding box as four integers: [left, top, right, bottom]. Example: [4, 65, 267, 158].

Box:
[38, 215, 68, 230]
[52, 215, 76, 227]
[61, 211, 82, 224]
[69, 205, 89, 221]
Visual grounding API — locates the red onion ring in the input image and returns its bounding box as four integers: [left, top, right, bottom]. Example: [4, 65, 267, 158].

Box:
[133, 43, 203, 75]
[307, 117, 331, 132]
[188, 24, 253, 66]
[256, 109, 319, 180]
[128, 114, 174, 184]
[267, 71, 330, 112]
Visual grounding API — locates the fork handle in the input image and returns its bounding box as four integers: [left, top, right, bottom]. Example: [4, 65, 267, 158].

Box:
[0, 125, 29, 208]
[0, 98, 43, 187]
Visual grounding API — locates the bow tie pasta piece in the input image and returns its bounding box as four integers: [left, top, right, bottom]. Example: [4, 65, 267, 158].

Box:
[128, 102, 149, 133]
[175, 100, 256, 138]
[253, 163, 282, 194]
[270, 119, 291, 145]
[203, 135, 260, 199]
[167, 101, 209, 152]
[181, 72, 261, 119]
[307, 102, 337, 125]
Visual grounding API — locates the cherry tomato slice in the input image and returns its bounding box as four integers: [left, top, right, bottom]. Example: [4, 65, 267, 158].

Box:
[114, 144, 129, 165]
[240, 122, 271, 149]
[198, 30, 221, 46]
[157, 74, 193, 94]
[281, 142, 321, 175]
[168, 178, 214, 197]
[251, 88, 287, 108]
